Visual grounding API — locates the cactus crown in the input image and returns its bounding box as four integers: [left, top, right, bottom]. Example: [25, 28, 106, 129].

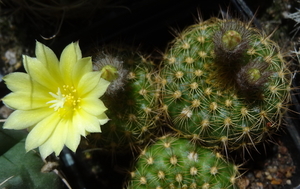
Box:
[160, 18, 291, 155]
[128, 136, 239, 189]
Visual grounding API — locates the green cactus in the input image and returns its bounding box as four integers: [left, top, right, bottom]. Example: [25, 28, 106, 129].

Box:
[127, 135, 239, 189]
[159, 18, 291, 154]
[89, 47, 161, 154]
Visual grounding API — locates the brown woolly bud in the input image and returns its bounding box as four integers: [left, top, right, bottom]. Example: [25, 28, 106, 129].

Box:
[236, 60, 272, 100]
[211, 20, 253, 90]
[222, 30, 242, 50]
[100, 65, 119, 82]
[93, 53, 129, 95]
[213, 20, 252, 63]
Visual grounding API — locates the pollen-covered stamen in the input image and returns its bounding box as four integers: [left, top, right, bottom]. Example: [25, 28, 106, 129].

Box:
[62, 85, 81, 110]
[47, 85, 81, 112]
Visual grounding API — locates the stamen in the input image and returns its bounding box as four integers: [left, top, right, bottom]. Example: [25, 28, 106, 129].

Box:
[47, 85, 80, 114]
[47, 88, 66, 111]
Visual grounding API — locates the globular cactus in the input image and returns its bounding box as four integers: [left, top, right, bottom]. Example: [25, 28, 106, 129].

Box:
[159, 18, 291, 155]
[88, 47, 161, 154]
[127, 135, 239, 189]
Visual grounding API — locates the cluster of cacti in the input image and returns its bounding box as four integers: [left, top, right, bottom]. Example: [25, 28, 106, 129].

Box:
[88, 47, 161, 154]
[127, 135, 239, 189]
[0, 1, 296, 188]
[159, 18, 291, 154]
[82, 18, 292, 188]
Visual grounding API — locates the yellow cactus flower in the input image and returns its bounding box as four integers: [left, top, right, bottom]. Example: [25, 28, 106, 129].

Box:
[2, 41, 110, 159]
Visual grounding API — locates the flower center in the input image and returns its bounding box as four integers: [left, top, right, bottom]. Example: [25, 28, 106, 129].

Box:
[47, 85, 81, 115]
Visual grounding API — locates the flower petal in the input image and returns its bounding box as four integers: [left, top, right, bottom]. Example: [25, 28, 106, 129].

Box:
[98, 113, 109, 126]
[65, 124, 81, 152]
[23, 55, 60, 91]
[60, 42, 82, 84]
[78, 72, 110, 97]
[73, 109, 101, 133]
[39, 140, 54, 160]
[3, 72, 50, 95]
[37, 118, 69, 158]
[85, 77, 111, 98]
[50, 119, 69, 156]
[25, 113, 60, 152]
[2, 92, 50, 110]
[36, 119, 69, 159]
[72, 57, 93, 86]
[3, 108, 52, 130]
[35, 41, 61, 77]
[71, 112, 86, 137]
[80, 98, 107, 116]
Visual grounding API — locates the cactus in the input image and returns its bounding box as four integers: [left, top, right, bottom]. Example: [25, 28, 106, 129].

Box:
[159, 18, 291, 154]
[88, 47, 161, 154]
[127, 135, 239, 189]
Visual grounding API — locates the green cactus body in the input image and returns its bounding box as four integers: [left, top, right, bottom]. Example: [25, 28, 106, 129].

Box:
[90, 48, 160, 154]
[160, 18, 291, 152]
[128, 136, 239, 189]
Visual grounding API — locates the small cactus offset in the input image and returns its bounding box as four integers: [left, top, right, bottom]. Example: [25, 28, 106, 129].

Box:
[160, 18, 291, 154]
[89, 47, 161, 154]
[127, 135, 239, 189]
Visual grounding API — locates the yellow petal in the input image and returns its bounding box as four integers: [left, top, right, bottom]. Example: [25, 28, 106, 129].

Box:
[98, 113, 109, 126]
[77, 72, 101, 96]
[2, 92, 50, 110]
[73, 109, 101, 133]
[71, 112, 86, 137]
[3, 108, 52, 130]
[59, 42, 82, 84]
[50, 119, 69, 156]
[23, 55, 60, 91]
[65, 124, 81, 152]
[85, 77, 111, 98]
[38, 140, 54, 159]
[78, 72, 110, 97]
[25, 113, 60, 152]
[38, 119, 69, 158]
[80, 98, 107, 116]
[3, 72, 49, 94]
[35, 41, 61, 77]
[72, 57, 93, 86]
